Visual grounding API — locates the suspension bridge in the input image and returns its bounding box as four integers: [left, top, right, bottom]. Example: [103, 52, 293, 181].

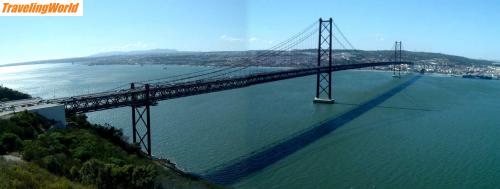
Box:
[41, 18, 413, 159]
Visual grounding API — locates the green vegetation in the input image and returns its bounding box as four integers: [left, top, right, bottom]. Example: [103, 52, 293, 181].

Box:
[1, 112, 222, 188]
[0, 159, 91, 189]
[0, 112, 54, 153]
[0, 86, 91, 188]
[0, 84, 220, 189]
[0, 86, 31, 102]
[0, 133, 22, 154]
[1, 112, 156, 188]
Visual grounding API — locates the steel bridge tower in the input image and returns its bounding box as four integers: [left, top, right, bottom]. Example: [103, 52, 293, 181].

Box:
[314, 18, 335, 104]
[131, 83, 152, 157]
[393, 41, 402, 77]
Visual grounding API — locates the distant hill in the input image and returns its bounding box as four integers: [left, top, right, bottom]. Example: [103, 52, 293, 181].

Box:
[398, 51, 492, 65]
[90, 48, 179, 57]
[338, 50, 494, 65]
[2, 49, 494, 67]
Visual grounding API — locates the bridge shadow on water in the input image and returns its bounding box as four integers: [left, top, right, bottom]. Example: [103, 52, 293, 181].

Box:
[334, 103, 436, 112]
[202, 75, 422, 185]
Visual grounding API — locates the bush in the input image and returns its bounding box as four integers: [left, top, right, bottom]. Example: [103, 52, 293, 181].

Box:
[0, 133, 23, 153]
[1, 111, 54, 140]
[78, 159, 156, 189]
[2, 112, 163, 188]
[0, 86, 31, 101]
[0, 160, 91, 189]
[37, 132, 65, 154]
[69, 165, 80, 180]
[130, 165, 156, 188]
[67, 114, 143, 156]
[0, 145, 5, 155]
[71, 145, 94, 161]
[110, 164, 134, 188]
[41, 154, 68, 175]
[22, 142, 49, 161]
[79, 159, 110, 187]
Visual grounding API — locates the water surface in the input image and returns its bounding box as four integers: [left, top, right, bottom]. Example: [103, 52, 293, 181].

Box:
[2, 63, 500, 188]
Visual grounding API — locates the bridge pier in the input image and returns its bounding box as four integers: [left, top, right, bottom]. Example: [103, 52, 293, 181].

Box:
[131, 83, 152, 157]
[314, 18, 335, 104]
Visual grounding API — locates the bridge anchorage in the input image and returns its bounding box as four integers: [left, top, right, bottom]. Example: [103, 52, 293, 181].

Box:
[313, 18, 335, 104]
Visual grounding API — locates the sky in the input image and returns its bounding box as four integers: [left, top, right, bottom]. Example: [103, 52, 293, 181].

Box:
[1, 0, 500, 64]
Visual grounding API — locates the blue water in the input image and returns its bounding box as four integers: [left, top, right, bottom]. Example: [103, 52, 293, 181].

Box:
[2, 63, 500, 188]
[204, 76, 421, 185]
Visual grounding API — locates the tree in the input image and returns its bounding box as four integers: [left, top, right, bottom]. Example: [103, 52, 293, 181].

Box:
[0, 86, 31, 101]
[22, 141, 49, 161]
[79, 160, 156, 189]
[0, 133, 22, 153]
[130, 165, 156, 188]
[0, 145, 5, 155]
[79, 159, 109, 187]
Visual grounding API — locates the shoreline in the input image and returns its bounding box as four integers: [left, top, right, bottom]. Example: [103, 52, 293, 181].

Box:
[2, 62, 498, 82]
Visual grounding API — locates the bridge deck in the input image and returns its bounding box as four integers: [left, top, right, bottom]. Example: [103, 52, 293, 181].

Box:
[52, 62, 412, 114]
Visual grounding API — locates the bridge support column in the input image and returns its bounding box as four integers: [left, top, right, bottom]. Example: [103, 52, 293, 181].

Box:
[393, 41, 402, 78]
[399, 41, 402, 76]
[131, 83, 152, 157]
[314, 18, 335, 104]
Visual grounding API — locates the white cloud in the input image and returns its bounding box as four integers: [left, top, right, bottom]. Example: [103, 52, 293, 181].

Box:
[219, 35, 242, 42]
[248, 37, 274, 44]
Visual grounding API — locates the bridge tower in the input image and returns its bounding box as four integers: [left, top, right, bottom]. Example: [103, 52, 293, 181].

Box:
[131, 83, 152, 157]
[313, 18, 335, 104]
[393, 41, 402, 77]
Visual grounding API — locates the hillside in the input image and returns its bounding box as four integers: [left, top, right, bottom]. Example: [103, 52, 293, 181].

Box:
[0, 86, 31, 102]
[341, 50, 493, 65]
[0, 160, 91, 189]
[2, 49, 494, 68]
[0, 88, 221, 189]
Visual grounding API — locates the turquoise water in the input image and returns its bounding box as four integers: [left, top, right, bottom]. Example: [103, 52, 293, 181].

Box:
[2, 63, 500, 188]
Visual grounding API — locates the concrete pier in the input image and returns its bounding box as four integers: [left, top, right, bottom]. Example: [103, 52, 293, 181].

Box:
[313, 97, 335, 104]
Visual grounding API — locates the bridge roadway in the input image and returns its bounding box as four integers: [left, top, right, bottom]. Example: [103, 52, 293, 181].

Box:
[51, 62, 413, 114]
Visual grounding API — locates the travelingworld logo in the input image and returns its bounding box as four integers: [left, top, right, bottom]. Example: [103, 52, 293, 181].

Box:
[1, 0, 83, 16]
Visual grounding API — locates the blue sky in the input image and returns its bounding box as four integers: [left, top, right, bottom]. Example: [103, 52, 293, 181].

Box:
[1, 0, 499, 64]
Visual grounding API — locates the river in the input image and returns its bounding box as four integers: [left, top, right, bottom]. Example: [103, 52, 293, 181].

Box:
[1, 63, 500, 188]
